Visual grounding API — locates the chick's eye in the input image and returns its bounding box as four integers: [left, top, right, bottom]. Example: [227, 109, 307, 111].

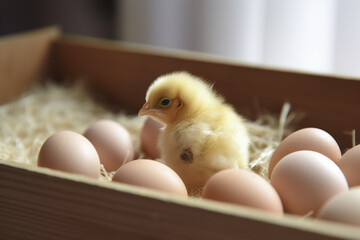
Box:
[159, 98, 172, 107]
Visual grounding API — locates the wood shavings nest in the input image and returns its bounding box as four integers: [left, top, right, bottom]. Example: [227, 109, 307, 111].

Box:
[0, 81, 296, 183]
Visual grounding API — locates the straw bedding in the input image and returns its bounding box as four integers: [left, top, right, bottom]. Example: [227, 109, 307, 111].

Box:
[0, 81, 297, 183]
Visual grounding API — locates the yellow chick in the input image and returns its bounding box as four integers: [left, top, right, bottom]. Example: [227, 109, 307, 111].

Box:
[138, 72, 249, 194]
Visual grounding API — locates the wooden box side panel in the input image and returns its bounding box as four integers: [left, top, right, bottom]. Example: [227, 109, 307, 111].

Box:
[1, 162, 356, 240]
[0, 27, 61, 105]
[53, 38, 360, 150]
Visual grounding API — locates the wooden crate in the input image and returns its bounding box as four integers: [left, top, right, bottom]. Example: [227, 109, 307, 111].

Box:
[1, 27, 360, 240]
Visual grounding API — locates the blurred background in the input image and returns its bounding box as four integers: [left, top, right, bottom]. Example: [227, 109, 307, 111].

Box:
[1, 0, 359, 77]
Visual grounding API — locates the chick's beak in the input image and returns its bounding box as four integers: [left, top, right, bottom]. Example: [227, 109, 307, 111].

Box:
[138, 102, 157, 117]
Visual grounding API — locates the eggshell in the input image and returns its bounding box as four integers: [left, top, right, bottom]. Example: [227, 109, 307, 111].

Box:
[270, 150, 348, 216]
[317, 186, 360, 226]
[338, 144, 360, 187]
[37, 131, 100, 178]
[84, 119, 134, 172]
[140, 117, 163, 159]
[202, 169, 283, 215]
[112, 159, 188, 197]
[268, 128, 341, 178]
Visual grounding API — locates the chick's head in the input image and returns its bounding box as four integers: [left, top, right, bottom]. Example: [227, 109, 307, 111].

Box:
[139, 71, 222, 125]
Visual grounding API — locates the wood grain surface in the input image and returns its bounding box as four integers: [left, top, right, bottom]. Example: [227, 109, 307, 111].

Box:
[1, 161, 359, 240]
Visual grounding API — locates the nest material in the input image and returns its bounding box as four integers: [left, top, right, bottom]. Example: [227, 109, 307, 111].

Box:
[0, 81, 296, 182]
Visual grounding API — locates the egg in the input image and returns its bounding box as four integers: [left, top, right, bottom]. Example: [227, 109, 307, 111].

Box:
[84, 119, 134, 172]
[202, 169, 283, 215]
[317, 186, 360, 226]
[112, 159, 188, 197]
[268, 128, 341, 178]
[37, 131, 100, 178]
[140, 117, 163, 159]
[270, 150, 348, 216]
[338, 144, 360, 187]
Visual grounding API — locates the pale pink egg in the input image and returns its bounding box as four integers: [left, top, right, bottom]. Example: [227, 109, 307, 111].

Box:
[37, 131, 100, 178]
[268, 128, 341, 178]
[84, 119, 134, 172]
[140, 117, 163, 159]
[317, 186, 360, 226]
[202, 169, 283, 215]
[112, 159, 188, 197]
[338, 144, 360, 187]
[270, 150, 348, 216]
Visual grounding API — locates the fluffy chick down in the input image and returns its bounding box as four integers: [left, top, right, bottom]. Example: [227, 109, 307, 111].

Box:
[139, 72, 249, 193]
